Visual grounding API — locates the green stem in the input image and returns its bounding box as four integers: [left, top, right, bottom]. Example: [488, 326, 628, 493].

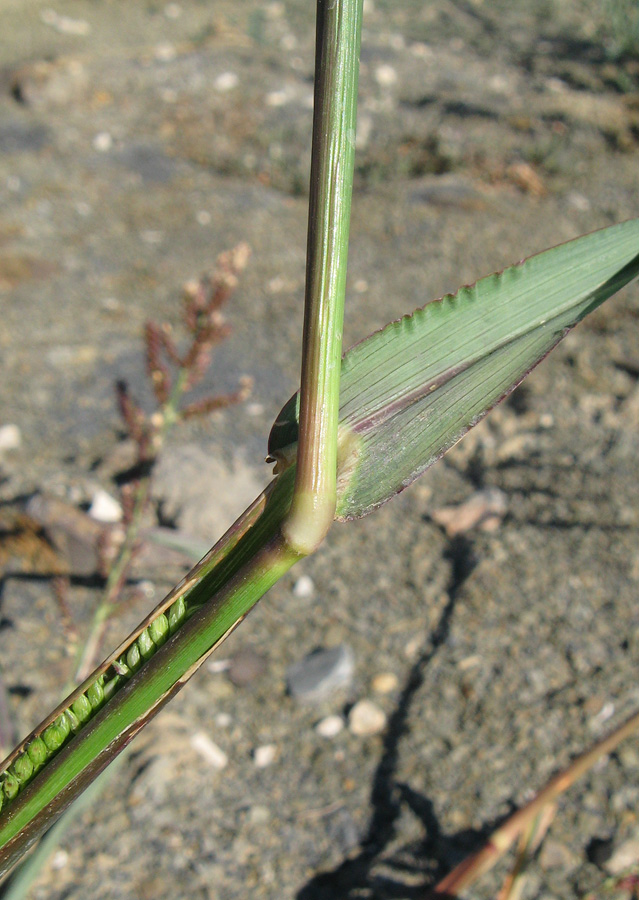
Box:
[74, 477, 151, 683]
[0, 469, 300, 873]
[74, 363, 192, 683]
[282, 0, 363, 555]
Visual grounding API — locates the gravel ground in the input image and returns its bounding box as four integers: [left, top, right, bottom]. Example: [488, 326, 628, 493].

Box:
[1, 2, 639, 899]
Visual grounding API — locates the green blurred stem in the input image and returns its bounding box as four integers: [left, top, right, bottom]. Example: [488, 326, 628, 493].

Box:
[283, 0, 363, 555]
[74, 366, 191, 683]
[73, 479, 151, 683]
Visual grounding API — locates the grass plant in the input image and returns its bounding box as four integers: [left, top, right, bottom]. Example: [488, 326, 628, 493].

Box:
[1, 0, 639, 895]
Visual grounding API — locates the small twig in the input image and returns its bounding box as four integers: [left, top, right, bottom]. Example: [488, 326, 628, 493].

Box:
[496, 804, 556, 900]
[180, 377, 253, 420]
[145, 321, 172, 405]
[427, 708, 639, 898]
[51, 576, 79, 650]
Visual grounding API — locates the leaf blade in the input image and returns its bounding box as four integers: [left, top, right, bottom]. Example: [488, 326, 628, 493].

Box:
[268, 218, 639, 519]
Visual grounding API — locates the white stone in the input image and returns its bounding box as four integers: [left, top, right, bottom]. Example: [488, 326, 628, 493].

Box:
[41, 9, 91, 35]
[51, 849, 69, 870]
[88, 489, 122, 523]
[404, 635, 422, 659]
[0, 424, 21, 451]
[254, 744, 277, 768]
[348, 700, 387, 736]
[605, 838, 639, 875]
[371, 672, 399, 694]
[293, 575, 314, 599]
[567, 191, 590, 211]
[214, 71, 239, 92]
[374, 65, 398, 87]
[206, 658, 231, 674]
[268, 276, 285, 293]
[266, 89, 289, 107]
[154, 42, 177, 62]
[315, 715, 344, 738]
[93, 132, 112, 152]
[190, 732, 228, 769]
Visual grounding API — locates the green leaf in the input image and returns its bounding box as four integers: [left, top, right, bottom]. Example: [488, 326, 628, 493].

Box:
[268, 218, 639, 519]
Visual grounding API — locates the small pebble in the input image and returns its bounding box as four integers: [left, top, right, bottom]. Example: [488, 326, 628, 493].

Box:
[371, 672, 399, 694]
[215, 712, 232, 728]
[190, 732, 228, 769]
[207, 658, 231, 674]
[214, 71, 239, 92]
[253, 744, 277, 768]
[374, 64, 397, 87]
[88, 489, 122, 523]
[292, 575, 314, 599]
[589, 700, 615, 729]
[348, 699, 387, 736]
[51, 849, 69, 870]
[404, 635, 422, 659]
[227, 647, 267, 687]
[315, 715, 344, 738]
[154, 42, 177, 62]
[567, 190, 590, 212]
[41, 9, 91, 34]
[604, 838, 639, 875]
[249, 805, 270, 825]
[539, 839, 578, 871]
[0, 424, 21, 451]
[430, 487, 507, 537]
[286, 645, 354, 701]
[266, 89, 289, 107]
[267, 276, 284, 293]
[93, 132, 112, 152]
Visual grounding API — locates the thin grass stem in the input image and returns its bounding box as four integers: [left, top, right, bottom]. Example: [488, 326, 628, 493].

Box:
[283, 0, 363, 555]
